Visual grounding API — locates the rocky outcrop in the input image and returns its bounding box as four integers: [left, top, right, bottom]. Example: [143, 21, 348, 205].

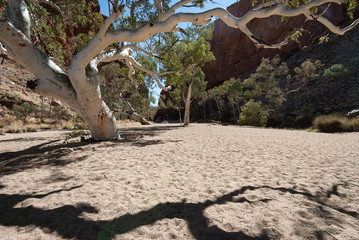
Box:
[202, 0, 349, 89]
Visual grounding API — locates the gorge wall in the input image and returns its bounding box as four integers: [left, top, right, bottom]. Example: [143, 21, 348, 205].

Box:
[202, 0, 349, 89]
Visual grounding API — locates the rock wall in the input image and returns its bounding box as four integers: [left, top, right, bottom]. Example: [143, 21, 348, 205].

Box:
[202, 0, 348, 89]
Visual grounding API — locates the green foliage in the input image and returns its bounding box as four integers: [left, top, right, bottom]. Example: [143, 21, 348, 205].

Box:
[26, 0, 104, 67]
[313, 115, 359, 132]
[100, 63, 153, 120]
[242, 56, 290, 119]
[319, 34, 330, 44]
[323, 64, 349, 81]
[238, 100, 268, 127]
[160, 25, 215, 119]
[345, 0, 359, 19]
[12, 102, 36, 123]
[294, 59, 323, 89]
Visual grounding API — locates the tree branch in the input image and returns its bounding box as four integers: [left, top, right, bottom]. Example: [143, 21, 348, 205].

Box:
[6, 0, 31, 38]
[69, 6, 124, 74]
[35, 0, 65, 17]
[103, 0, 355, 50]
[0, 19, 80, 111]
[117, 92, 150, 124]
[154, 0, 164, 21]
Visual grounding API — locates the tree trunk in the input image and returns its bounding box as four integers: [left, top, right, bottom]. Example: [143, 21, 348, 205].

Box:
[214, 99, 221, 120]
[178, 109, 182, 125]
[203, 103, 206, 119]
[231, 103, 236, 121]
[1, 18, 120, 140]
[183, 79, 193, 126]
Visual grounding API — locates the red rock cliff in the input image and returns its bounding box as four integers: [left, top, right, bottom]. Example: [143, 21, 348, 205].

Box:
[202, 0, 347, 89]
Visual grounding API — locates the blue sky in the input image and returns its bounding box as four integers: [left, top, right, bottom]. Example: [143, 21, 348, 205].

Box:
[97, 0, 238, 106]
[98, 0, 239, 16]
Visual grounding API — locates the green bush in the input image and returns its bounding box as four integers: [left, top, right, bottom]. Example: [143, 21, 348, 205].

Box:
[238, 100, 268, 127]
[323, 64, 348, 81]
[12, 102, 36, 123]
[313, 115, 359, 132]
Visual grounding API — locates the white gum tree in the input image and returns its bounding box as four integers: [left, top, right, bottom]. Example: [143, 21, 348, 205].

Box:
[0, 0, 358, 140]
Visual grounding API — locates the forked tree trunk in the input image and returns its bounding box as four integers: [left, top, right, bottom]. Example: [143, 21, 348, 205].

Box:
[75, 92, 120, 140]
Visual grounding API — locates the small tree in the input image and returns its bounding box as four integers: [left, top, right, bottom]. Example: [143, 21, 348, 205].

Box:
[12, 102, 36, 123]
[207, 85, 227, 120]
[240, 56, 323, 121]
[238, 100, 268, 127]
[161, 25, 215, 125]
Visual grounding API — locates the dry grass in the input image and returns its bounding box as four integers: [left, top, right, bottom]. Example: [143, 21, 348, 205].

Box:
[0, 114, 71, 133]
[313, 115, 359, 133]
[0, 114, 143, 134]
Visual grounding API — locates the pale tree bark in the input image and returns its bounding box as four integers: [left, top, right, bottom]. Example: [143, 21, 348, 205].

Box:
[117, 92, 150, 125]
[0, 0, 358, 140]
[183, 78, 193, 126]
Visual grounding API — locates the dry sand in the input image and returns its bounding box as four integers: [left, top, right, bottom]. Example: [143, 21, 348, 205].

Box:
[0, 123, 358, 240]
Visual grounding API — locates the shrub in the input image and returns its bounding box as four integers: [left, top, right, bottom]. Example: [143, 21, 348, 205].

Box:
[52, 106, 70, 122]
[12, 102, 36, 123]
[323, 64, 348, 81]
[238, 100, 268, 127]
[313, 115, 359, 132]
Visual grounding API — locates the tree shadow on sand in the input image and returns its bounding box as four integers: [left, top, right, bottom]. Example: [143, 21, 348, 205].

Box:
[118, 125, 182, 147]
[1, 184, 357, 240]
[0, 125, 180, 176]
[0, 139, 90, 176]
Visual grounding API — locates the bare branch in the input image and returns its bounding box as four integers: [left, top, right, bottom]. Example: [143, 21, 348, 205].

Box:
[315, 15, 359, 35]
[35, 0, 65, 17]
[68, 7, 123, 88]
[117, 91, 150, 125]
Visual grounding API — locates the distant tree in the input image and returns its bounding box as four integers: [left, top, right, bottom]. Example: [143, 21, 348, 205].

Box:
[207, 85, 226, 120]
[161, 25, 215, 125]
[224, 78, 243, 120]
[241, 56, 323, 121]
[99, 62, 153, 124]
